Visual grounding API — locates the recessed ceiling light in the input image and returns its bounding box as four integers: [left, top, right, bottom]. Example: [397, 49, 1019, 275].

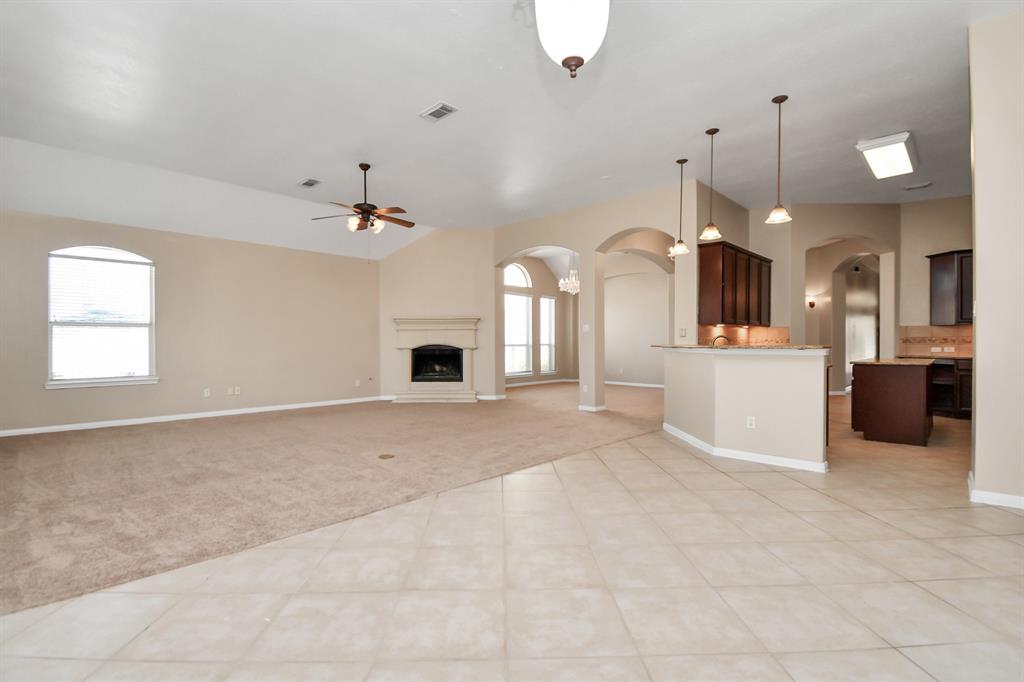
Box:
[855, 131, 916, 179]
[297, 178, 320, 188]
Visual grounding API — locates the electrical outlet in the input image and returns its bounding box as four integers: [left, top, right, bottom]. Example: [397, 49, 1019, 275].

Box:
[234, 386, 241, 395]
[582, 384, 589, 393]
[226, 387, 233, 396]
[746, 416, 756, 429]
[930, 346, 941, 353]
[679, 328, 687, 338]
[943, 346, 955, 353]
[582, 323, 591, 333]
[618, 368, 624, 376]
[354, 379, 361, 387]
[203, 388, 210, 398]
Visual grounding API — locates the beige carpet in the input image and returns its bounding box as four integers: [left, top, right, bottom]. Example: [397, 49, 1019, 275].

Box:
[0, 384, 661, 614]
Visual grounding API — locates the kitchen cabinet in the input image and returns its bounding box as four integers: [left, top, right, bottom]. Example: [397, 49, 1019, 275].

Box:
[928, 358, 972, 419]
[851, 360, 933, 446]
[928, 249, 972, 325]
[699, 242, 772, 327]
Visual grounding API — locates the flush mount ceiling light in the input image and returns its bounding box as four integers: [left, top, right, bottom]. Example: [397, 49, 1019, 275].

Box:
[765, 95, 792, 224]
[535, 0, 609, 79]
[667, 158, 690, 260]
[856, 131, 916, 179]
[700, 128, 723, 241]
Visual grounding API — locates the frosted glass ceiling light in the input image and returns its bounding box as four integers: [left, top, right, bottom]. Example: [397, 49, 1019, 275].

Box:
[856, 131, 915, 179]
[346, 216, 360, 232]
[536, 0, 610, 79]
[699, 128, 723, 241]
[667, 158, 690, 259]
[370, 218, 385, 234]
[765, 95, 793, 224]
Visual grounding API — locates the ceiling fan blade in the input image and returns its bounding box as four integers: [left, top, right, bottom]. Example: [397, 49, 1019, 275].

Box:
[311, 214, 353, 221]
[376, 214, 415, 228]
[373, 207, 406, 215]
[329, 202, 358, 211]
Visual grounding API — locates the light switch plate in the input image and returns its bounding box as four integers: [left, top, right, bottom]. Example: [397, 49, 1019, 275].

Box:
[943, 346, 955, 353]
[930, 346, 941, 352]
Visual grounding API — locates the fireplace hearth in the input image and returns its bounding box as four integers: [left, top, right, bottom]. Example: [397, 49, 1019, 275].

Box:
[411, 345, 463, 382]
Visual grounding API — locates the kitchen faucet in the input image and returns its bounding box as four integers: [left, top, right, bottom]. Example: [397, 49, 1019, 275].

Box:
[711, 334, 730, 347]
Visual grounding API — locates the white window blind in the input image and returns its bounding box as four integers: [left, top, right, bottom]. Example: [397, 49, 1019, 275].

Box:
[505, 293, 532, 375]
[539, 296, 556, 373]
[48, 246, 155, 383]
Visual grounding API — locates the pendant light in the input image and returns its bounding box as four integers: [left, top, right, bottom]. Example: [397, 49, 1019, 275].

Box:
[667, 158, 690, 259]
[535, 0, 610, 79]
[765, 95, 793, 224]
[699, 128, 722, 241]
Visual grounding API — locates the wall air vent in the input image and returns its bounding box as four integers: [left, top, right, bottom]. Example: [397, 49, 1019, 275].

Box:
[297, 178, 321, 188]
[419, 102, 458, 122]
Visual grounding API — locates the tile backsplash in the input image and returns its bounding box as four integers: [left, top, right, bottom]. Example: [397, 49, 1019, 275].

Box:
[899, 324, 973, 357]
[698, 325, 791, 346]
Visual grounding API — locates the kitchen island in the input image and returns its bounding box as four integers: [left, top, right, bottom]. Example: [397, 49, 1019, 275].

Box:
[851, 358, 934, 445]
[657, 345, 831, 472]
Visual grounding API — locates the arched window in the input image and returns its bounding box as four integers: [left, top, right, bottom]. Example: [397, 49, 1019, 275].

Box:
[503, 263, 532, 288]
[47, 246, 156, 387]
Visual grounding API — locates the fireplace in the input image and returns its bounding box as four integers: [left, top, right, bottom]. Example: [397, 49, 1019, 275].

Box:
[411, 345, 463, 382]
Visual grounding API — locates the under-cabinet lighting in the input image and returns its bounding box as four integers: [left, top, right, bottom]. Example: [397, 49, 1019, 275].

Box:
[855, 132, 915, 179]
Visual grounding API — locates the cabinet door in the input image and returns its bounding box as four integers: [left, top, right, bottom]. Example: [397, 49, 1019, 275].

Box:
[957, 252, 972, 324]
[736, 252, 750, 325]
[698, 244, 723, 325]
[929, 253, 958, 326]
[722, 247, 737, 324]
[760, 260, 771, 327]
[748, 259, 762, 326]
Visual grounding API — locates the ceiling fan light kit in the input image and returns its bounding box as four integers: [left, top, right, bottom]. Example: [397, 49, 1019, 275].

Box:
[765, 95, 793, 224]
[535, 0, 609, 79]
[313, 163, 416, 233]
[667, 158, 690, 260]
[699, 128, 723, 241]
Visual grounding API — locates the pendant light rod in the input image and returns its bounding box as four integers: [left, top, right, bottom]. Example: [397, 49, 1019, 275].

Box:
[773, 95, 787, 204]
[676, 158, 687, 239]
[706, 128, 718, 223]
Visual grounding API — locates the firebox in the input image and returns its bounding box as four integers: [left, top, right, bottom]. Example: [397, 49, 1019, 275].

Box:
[411, 345, 463, 382]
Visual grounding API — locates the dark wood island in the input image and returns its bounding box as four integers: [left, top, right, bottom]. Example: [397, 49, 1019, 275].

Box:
[851, 358, 934, 446]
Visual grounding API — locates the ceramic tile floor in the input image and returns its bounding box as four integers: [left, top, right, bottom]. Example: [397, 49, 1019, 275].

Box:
[3, 429, 1023, 682]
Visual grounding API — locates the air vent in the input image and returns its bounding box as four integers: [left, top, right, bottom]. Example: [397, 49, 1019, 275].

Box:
[904, 181, 933, 191]
[297, 178, 321, 188]
[419, 102, 458, 122]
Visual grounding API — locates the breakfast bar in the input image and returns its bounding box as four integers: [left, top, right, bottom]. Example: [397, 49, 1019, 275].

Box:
[657, 345, 831, 472]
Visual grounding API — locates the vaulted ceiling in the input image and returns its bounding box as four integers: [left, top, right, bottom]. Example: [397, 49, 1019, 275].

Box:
[0, 1, 1014, 230]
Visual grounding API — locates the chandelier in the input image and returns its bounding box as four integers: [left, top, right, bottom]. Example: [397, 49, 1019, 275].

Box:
[559, 252, 581, 295]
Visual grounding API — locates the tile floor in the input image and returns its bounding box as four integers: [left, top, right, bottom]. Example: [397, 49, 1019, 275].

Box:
[2, 419, 1023, 681]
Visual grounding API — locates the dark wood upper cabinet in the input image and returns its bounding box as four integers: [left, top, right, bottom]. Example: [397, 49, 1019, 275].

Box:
[698, 241, 772, 327]
[928, 249, 972, 326]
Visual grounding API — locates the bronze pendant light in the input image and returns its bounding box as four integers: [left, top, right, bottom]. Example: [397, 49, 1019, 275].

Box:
[765, 95, 793, 224]
[667, 158, 690, 259]
[699, 128, 722, 241]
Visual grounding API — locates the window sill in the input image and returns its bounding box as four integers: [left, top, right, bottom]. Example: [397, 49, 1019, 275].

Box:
[45, 377, 160, 390]
[505, 372, 534, 378]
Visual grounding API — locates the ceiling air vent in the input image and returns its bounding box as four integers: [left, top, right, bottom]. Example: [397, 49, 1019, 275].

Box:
[903, 181, 933, 191]
[297, 178, 321, 188]
[419, 102, 458, 122]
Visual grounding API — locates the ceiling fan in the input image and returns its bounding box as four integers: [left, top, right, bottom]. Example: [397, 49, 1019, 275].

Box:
[312, 163, 415, 234]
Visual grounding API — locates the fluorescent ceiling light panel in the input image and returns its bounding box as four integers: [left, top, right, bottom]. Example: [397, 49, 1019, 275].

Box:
[855, 131, 915, 179]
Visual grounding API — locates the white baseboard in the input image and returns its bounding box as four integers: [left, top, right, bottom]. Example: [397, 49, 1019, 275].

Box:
[477, 394, 507, 401]
[606, 381, 665, 388]
[506, 378, 577, 388]
[0, 395, 391, 437]
[578, 404, 608, 412]
[662, 422, 829, 473]
[968, 472, 1024, 510]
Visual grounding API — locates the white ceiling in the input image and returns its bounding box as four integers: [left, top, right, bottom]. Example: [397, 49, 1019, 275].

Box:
[0, 1, 1015, 231]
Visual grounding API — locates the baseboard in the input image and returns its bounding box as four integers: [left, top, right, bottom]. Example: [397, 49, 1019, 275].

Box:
[477, 394, 507, 401]
[968, 472, 1024, 510]
[0, 395, 391, 437]
[828, 390, 847, 396]
[506, 378, 577, 388]
[606, 381, 665, 388]
[578, 404, 608, 412]
[662, 422, 829, 473]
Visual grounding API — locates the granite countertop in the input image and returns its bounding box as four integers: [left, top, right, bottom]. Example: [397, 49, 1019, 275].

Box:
[897, 354, 973, 360]
[654, 344, 831, 350]
[852, 358, 935, 366]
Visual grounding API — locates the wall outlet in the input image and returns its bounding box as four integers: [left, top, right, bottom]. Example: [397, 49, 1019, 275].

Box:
[234, 386, 241, 395]
[354, 379, 361, 387]
[679, 328, 687, 338]
[582, 384, 589, 393]
[930, 346, 942, 353]
[226, 387, 234, 396]
[202, 388, 210, 398]
[943, 346, 955, 353]
[618, 368, 624, 376]
[582, 323, 591, 333]
[746, 416, 756, 429]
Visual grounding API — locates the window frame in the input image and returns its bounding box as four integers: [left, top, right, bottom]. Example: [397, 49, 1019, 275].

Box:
[539, 295, 557, 374]
[503, 263, 533, 289]
[504, 292, 533, 377]
[46, 247, 159, 389]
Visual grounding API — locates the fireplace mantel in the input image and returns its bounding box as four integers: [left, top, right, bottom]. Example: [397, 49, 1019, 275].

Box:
[392, 316, 480, 403]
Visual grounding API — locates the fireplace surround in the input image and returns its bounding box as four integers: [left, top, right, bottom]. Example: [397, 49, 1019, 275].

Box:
[393, 317, 479, 403]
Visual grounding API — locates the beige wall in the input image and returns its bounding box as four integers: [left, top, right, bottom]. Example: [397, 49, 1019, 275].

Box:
[503, 256, 578, 385]
[378, 229, 499, 397]
[0, 211, 380, 431]
[696, 181, 750, 249]
[899, 196, 973, 326]
[969, 11, 1024, 502]
[604, 253, 670, 385]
